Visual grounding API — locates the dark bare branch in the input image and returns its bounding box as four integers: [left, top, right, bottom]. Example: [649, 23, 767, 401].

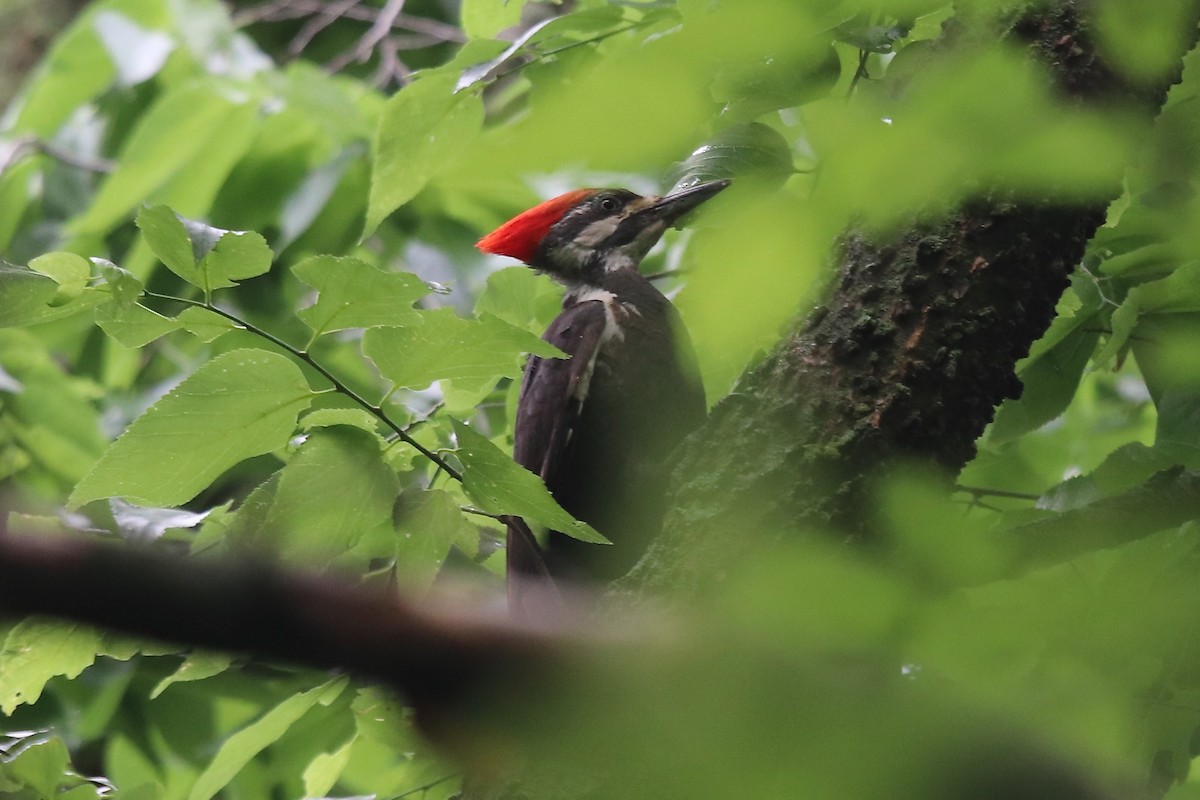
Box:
[0, 529, 563, 712]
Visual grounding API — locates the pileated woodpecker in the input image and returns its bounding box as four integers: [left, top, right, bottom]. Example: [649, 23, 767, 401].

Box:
[476, 180, 730, 600]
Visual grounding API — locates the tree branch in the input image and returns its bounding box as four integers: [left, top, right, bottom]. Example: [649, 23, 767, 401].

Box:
[0, 528, 561, 713]
[145, 291, 464, 482]
[0, 135, 115, 176]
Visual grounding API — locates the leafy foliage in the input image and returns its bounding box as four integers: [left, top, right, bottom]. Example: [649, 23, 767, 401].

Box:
[2, 0, 1200, 798]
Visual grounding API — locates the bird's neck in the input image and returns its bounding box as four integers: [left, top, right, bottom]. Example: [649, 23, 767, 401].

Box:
[561, 266, 664, 311]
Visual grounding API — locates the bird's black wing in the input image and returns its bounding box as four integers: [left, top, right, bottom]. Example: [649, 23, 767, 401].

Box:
[507, 301, 607, 587]
[512, 300, 607, 489]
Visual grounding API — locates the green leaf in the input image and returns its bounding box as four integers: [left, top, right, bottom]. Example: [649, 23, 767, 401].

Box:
[1097, 241, 1179, 277]
[1095, 1, 1195, 82]
[93, 10, 175, 87]
[0, 330, 106, 482]
[100, 738, 160, 800]
[0, 621, 102, 713]
[1088, 258, 1200, 368]
[293, 255, 430, 335]
[474, 266, 562, 330]
[70, 84, 256, 236]
[1040, 442, 1182, 506]
[278, 143, 365, 251]
[7, 4, 121, 135]
[299, 408, 382, 436]
[988, 325, 1101, 444]
[261, 427, 399, 564]
[0, 266, 57, 326]
[69, 350, 314, 508]
[94, 258, 144, 307]
[28, 252, 91, 305]
[1156, 389, 1200, 468]
[1091, 292, 1139, 366]
[136, 206, 273, 293]
[363, 309, 562, 390]
[451, 419, 607, 544]
[366, 72, 484, 237]
[1036, 474, 1104, 512]
[0, 736, 72, 798]
[0, 266, 107, 327]
[455, 7, 626, 92]
[150, 652, 233, 699]
[395, 489, 476, 586]
[835, 22, 909, 52]
[0, 159, 37, 253]
[194, 473, 281, 554]
[710, 48, 840, 120]
[202, 225, 274, 288]
[177, 306, 237, 342]
[666, 123, 796, 193]
[461, 0, 527, 39]
[352, 685, 415, 751]
[301, 736, 356, 799]
[1133, 261, 1200, 314]
[188, 677, 348, 800]
[95, 302, 181, 348]
[136, 205, 196, 280]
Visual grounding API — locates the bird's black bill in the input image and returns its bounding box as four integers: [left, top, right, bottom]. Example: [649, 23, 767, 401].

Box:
[644, 179, 731, 227]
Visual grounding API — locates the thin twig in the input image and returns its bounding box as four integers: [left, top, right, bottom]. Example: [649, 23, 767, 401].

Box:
[290, 0, 363, 57]
[35, 140, 117, 173]
[145, 291, 463, 482]
[372, 36, 414, 88]
[399, 401, 444, 436]
[388, 773, 461, 799]
[488, 21, 641, 85]
[234, 0, 466, 42]
[461, 506, 505, 522]
[644, 268, 688, 282]
[847, 48, 870, 97]
[231, 0, 301, 25]
[327, 0, 407, 72]
[0, 136, 116, 175]
[956, 485, 1041, 502]
[390, 13, 468, 43]
[387, 33, 441, 51]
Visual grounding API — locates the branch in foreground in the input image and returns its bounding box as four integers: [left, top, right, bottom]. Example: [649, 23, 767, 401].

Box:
[0, 530, 558, 713]
[0, 529, 1125, 800]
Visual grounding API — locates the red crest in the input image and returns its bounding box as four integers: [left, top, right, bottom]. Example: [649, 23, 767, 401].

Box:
[476, 189, 595, 264]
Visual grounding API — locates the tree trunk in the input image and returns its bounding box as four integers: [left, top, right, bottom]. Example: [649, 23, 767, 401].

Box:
[638, 1, 1200, 596]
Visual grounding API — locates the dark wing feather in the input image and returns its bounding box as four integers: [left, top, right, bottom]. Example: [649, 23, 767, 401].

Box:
[512, 301, 607, 490]
[507, 301, 607, 587]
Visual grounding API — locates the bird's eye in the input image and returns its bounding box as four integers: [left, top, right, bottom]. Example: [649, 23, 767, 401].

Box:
[598, 196, 619, 212]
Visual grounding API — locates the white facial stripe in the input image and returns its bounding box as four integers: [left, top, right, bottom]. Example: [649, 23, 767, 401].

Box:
[575, 216, 621, 247]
